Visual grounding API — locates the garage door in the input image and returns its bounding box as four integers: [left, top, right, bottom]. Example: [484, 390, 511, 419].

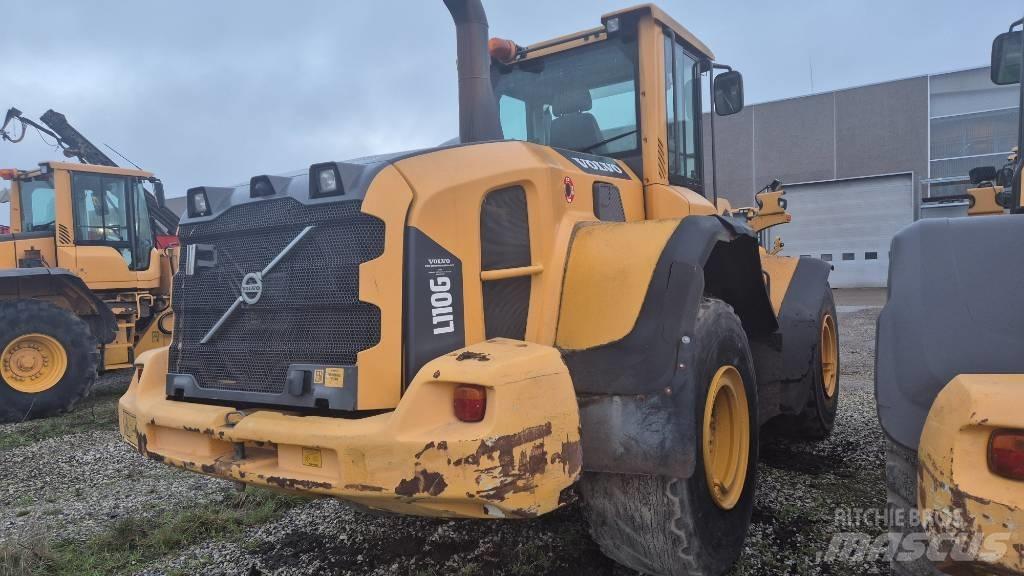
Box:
[775, 175, 913, 288]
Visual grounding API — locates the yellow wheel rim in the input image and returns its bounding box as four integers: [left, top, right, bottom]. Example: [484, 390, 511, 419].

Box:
[702, 365, 751, 511]
[821, 314, 838, 399]
[1, 333, 68, 394]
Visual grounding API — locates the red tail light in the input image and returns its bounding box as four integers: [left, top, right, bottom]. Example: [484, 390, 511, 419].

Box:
[989, 430, 1024, 481]
[454, 385, 486, 422]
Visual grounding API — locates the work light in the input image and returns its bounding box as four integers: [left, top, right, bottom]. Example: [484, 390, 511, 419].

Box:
[309, 162, 343, 198]
[187, 188, 211, 217]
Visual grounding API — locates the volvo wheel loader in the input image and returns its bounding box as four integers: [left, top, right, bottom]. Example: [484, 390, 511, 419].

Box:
[120, 3, 838, 574]
[0, 108, 179, 422]
[877, 17, 1024, 575]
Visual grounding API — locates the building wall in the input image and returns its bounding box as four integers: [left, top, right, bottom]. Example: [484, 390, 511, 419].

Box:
[703, 76, 930, 211]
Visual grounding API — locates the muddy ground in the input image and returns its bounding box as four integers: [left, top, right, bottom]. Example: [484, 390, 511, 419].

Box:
[1, 291, 887, 576]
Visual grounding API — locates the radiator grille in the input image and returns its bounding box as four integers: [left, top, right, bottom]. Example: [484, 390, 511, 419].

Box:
[169, 197, 384, 395]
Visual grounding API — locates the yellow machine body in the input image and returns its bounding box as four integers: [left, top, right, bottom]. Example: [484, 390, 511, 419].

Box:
[121, 4, 830, 521]
[1, 162, 175, 371]
[918, 375, 1024, 573]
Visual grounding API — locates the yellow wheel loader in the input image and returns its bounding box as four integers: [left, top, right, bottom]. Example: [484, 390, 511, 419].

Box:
[877, 18, 1024, 575]
[0, 108, 178, 423]
[120, 3, 837, 574]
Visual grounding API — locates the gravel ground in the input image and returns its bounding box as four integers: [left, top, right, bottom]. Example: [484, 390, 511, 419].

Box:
[0, 297, 886, 576]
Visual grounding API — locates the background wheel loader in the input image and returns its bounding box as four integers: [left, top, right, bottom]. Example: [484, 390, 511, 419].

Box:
[119, 3, 837, 575]
[0, 108, 179, 422]
[877, 17, 1024, 575]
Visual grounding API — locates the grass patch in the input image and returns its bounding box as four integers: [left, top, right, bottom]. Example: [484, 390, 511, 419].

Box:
[0, 379, 126, 451]
[1, 488, 307, 576]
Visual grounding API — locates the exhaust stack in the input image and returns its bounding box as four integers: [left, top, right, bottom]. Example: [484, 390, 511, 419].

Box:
[443, 0, 504, 143]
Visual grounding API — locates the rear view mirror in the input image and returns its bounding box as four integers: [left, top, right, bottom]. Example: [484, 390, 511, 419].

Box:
[991, 30, 1022, 85]
[714, 70, 744, 116]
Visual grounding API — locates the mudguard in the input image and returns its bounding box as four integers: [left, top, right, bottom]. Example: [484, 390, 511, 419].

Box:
[561, 215, 777, 478]
[876, 215, 1024, 450]
[0, 268, 118, 344]
[752, 256, 833, 421]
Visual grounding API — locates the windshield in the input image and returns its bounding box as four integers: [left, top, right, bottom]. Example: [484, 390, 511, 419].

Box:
[18, 177, 56, 232]
[493, 35, 639, 157]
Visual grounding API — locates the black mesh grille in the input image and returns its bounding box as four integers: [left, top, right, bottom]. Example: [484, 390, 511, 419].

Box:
[169, 197, 384, 395]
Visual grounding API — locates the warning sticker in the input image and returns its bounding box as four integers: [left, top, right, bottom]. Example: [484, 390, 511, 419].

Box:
[313, 369, 325, 385]
[324, 367, 345, 388]
[302, 447, 323, 468]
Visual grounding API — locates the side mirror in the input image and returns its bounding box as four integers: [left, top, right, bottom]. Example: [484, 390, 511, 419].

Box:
[714, 70, 744, 116]
[991, 30, 1022, 86]
[153, 180, 167, 207]
[969, 165, 998, 184]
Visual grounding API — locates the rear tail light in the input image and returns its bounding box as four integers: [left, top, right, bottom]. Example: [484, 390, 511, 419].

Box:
[989, 430, 1024, 481]
[454, 385, 486, 422]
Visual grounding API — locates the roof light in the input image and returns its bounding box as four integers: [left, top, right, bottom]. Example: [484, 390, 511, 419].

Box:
[187, 187, 211, 218]
[488, 37, 519, 64]
[0, 169, 15, 180]
[606, 17, 620, 33]
[309, 162, 343, 198]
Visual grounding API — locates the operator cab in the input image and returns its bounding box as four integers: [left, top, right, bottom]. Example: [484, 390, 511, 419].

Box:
[490, 4, 744, 198]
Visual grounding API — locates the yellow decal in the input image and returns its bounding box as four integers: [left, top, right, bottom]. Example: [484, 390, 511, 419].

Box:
[313, 369, 324, 385]
[324, 367, 345, 388]
[121, 410, 138, 448]
[302, 447, 323, 468]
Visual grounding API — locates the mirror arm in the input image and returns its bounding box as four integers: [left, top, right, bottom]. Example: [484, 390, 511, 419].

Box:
[707, 62, 733, 208]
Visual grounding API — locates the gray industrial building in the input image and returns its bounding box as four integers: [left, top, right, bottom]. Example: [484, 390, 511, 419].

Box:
[705, 66, 1019, 287]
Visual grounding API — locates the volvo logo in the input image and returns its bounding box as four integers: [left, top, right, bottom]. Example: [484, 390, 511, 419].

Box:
[240, 272, 263, 305]
[200, 225, 316, 344]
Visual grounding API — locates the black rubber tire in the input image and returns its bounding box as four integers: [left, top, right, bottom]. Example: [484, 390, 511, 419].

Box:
[0, 300, 100, 423]
[581, 298, 758, 576]
[886, 435, 943, 576]
[775, 286, 840, 440]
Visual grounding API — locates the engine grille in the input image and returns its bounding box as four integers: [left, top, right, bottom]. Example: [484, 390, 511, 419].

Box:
[169, 197, 384, 395]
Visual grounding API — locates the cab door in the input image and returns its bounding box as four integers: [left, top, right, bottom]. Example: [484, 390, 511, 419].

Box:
[70, 172, 139, 289]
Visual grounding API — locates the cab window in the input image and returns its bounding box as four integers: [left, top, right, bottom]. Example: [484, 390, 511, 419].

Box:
[18, 178, 57, 232]
[493, 34, 640, 158]
[133, 180, 155, 270]
[664, 33, 703, 189]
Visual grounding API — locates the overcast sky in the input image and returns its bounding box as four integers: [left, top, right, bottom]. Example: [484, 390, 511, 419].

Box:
[1, 0, 1022, 225]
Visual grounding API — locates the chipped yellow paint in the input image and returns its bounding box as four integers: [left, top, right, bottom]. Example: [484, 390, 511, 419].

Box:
[918, 374, 1024, 573]
[120, 341, 582, 519]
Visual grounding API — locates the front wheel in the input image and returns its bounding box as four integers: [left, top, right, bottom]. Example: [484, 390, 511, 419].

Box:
[582, 298, 758, 576]
[0, 300, 99, 423]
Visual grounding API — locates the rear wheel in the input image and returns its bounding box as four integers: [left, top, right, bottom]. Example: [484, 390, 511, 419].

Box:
[582, 298, 758, 576]
[774, 286, 840, 440]
[0, 300, 99, 423]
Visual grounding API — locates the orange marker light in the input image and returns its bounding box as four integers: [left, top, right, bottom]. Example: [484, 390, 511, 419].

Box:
[488, 37, 519, 64]
[454, 384, 487, 422]
[0, 169, 16, 180]
[989, 430, 1024, 481]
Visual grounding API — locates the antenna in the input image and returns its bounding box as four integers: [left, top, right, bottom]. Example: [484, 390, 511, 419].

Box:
[103, 142, 143, 170]
[808, 55, 815, 93]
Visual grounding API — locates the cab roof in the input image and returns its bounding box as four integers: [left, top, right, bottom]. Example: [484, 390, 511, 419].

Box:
[602, 4, 715, 60]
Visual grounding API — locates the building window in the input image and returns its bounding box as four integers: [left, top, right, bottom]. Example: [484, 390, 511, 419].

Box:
[821, 254, 833, 262]
[842, 253, 855, 261]
[865, 252, 878, 260]
[929, 107, 1020, 198]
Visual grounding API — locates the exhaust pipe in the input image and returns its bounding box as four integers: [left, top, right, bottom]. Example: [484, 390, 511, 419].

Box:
[443, 0, 503, 143]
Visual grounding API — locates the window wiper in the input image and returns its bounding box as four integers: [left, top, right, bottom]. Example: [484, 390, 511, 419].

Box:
[580, 129, 638, 153]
